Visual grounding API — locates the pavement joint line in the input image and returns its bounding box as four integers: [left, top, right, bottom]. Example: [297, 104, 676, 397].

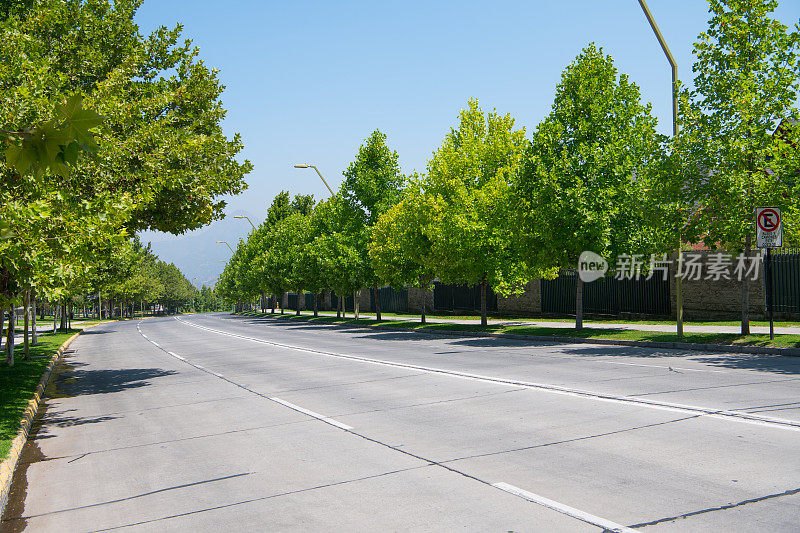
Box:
[174, 316, 800, 433]
[492, 482, 636, 533]
[269, 398, 354, 430]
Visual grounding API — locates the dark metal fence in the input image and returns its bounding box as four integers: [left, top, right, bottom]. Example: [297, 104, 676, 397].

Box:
[329, 292, 355, 312]
[541, 271, 671, 317]
[433, 282, 498, 313]
[371, 287, 408, 314]
[770, 248, 800, 315]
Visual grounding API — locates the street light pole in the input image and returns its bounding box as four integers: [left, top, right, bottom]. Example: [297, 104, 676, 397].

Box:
[216, 240, 234, 254]
[233, 215, 256, 230]
[294, 163, 335, 196]
[637, 0, 684, 338]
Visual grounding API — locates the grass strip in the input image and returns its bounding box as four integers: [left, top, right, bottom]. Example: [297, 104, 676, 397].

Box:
[239, 310, 798, 329]
[251, 313, 800, 350]
[0, 331, 78, 461]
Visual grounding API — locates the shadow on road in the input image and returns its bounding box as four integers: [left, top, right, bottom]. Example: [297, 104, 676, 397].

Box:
[51, 367, 179, 396]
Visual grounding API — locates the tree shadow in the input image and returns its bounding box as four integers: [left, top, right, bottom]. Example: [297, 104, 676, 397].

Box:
[50, 366, 179, 397]
[446, 337, 561, 348]
[685, 353, 800, 375]
[561, 345, 800, 374]
[32, 408, 121, 434]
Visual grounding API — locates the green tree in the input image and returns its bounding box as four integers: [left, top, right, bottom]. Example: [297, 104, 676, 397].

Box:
[515, 44, 667, 329]
[341, 129, 405, 320]
[370, 177, 439, 323]
[676, 0, 800, 334]
[422, 99, 530, 326]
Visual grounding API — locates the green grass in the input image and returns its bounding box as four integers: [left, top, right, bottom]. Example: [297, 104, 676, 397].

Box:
[0, 331, 78, 461]
[265, 313, 800, 351]
[240, 309, 799, 329]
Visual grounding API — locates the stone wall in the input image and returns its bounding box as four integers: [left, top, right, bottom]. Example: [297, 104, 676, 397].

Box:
[497, 281, 541, 315]
[668, 252, 766, 320]
[407, 287, 434, 313]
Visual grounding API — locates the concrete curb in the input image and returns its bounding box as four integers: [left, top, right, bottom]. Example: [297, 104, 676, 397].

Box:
[254, 313, 800, 357]
[0, 328, 87, 516]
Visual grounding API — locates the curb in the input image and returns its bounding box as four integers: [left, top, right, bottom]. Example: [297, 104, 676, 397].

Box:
[255, 313, 800, 358]
[0, 327, 91, 516]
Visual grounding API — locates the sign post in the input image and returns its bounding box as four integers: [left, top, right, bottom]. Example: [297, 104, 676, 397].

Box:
[756, 207, 783, 340]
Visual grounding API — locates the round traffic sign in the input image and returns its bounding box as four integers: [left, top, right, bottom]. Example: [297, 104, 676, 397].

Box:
[758, 208, 781, 232]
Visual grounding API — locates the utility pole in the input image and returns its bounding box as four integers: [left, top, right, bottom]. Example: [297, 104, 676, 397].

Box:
[637, 0, 684, 338]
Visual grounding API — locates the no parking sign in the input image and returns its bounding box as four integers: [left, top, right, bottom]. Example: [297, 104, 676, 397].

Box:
[756, 207, 782, 248]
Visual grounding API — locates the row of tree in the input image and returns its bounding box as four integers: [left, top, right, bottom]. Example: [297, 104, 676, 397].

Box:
[1, 0, 250, 365]
[218, 0, 799, 333]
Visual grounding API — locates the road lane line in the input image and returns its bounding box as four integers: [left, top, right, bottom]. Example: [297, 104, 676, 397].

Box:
[269, 397, 353, 430]
[174, 316, 800, 433]
[492, 482, 636, 533]
[137, 321, 352, 431]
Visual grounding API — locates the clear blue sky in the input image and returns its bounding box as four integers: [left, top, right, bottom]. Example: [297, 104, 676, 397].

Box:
[135, 0, 800, 283]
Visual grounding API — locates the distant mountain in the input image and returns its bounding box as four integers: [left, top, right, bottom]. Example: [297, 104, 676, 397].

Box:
[139, 209, 261, 288]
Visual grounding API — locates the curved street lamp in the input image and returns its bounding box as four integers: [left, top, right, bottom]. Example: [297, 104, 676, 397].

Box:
[294, 163, 334, 195]
[216, 240, 234, 254]
[233, 215, 256, 230]
[637, 0, 684, 338]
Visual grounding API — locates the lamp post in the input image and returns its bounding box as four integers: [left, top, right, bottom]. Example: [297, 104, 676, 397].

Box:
[637, 0, 684, 338]
[216, 240, 234, 254]
[294, 163, 334, 196]
[233, 215, 256, 230]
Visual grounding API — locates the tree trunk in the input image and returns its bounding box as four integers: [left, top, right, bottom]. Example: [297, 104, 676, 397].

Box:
[576, 276, 584, 330]
[0, 307, 4, 358]
[420, 282, 427, 324]
[676, 246, 684, 338]
[271, 294, 276, 314]
[741, 233, 751, 335]
[6, 305, 15, 366]
[336, 293, 341, 318]
[314, 293, 319, 317]
[53, 303, 57, 332]
[480, 277, 488, 327]
[296, 289, 301, 316]
[23, 290, 30, 360]
[373, 283, 381, 322]
[31, 292, 37, 346]
[280, 293, 285, 315]
[354, 290, 360, 320]
[261, 292, 266, 313]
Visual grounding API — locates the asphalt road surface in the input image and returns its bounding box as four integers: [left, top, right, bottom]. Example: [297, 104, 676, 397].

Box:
[3, 313, 799, 532]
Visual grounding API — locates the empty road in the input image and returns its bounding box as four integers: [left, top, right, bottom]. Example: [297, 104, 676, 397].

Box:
[3, 313, 799, 532]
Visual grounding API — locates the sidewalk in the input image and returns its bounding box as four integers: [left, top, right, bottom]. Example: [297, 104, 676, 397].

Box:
[0, 321, 98, 350]
[262, 310, 800, 336]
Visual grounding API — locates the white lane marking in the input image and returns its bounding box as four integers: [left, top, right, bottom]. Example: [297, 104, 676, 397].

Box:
[492, 482, 636, 533]
[168, 352, 186, 361]
[175, 316, 800, 433]
[269, 397, 353, 430]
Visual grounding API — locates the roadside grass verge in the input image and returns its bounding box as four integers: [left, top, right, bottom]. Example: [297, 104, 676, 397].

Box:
[242, 312, 800, 351]
[0, 331, 78, 461]
[238, 309, 798, 329]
